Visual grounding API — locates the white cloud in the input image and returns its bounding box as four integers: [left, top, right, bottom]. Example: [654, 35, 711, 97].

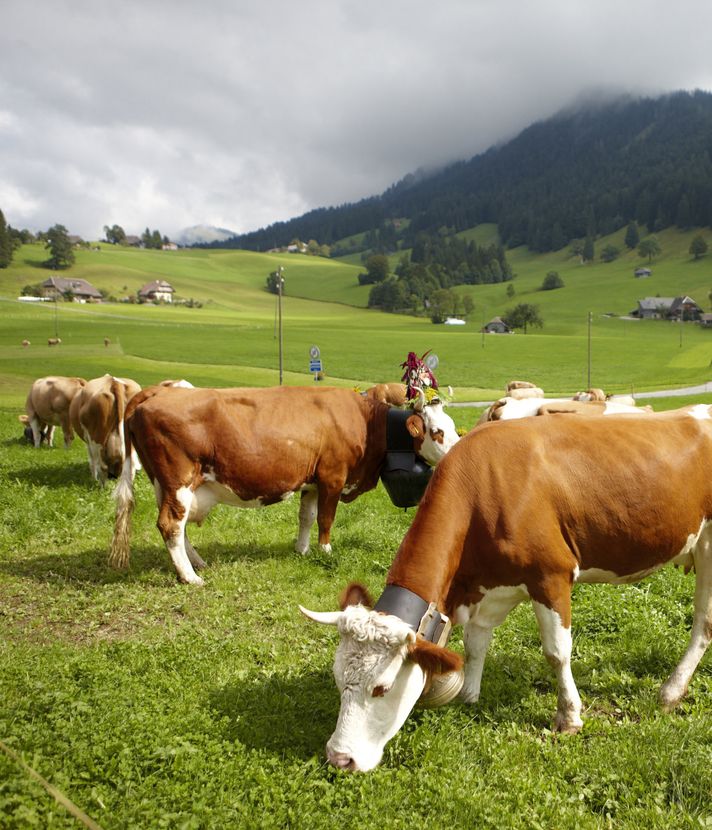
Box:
[1, 0, 711, 239]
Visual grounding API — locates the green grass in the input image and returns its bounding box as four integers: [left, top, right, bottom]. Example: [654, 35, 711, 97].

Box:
[2, 230, 712, 402]
[1, 394, 711, 828]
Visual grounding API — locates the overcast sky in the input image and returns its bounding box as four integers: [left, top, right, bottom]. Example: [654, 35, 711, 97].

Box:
[2, 0, 712, 242]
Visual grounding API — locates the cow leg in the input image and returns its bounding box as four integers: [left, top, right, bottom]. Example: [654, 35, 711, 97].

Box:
[296, 489, 318, 554]
[460, 586, 527, 704]
[46, 425, 56, 447]
[532, 595, 583, 733]
[157, 486, 203, 586]
[29, 416, 43, 448]
[316, 486, 342, 553]
[60, 415, 73, 449]
[660, 525, 712, 711]
[184, 533, 206, 570]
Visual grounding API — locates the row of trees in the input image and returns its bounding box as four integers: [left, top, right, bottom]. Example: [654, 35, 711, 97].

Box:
[0, 211, 76, 270]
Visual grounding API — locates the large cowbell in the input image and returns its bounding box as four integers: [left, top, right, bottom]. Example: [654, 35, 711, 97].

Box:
[379, 408, 433, 508]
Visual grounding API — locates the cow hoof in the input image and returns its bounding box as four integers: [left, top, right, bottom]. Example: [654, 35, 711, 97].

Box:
[552, 713, 583, 734]
[659, 681, 685, 712]
[294, 540, 310, 555]
[178, 574, 204, 586]
[457, 684, 480, 705]
[319, 543, 332, 554]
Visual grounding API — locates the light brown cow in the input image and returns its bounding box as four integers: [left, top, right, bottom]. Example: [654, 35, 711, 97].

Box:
[20, 376, 87, 448]
[572, 388, 607, 402]
[478, 395, 649, 424]
[110, 385, 460, 585]
[21, 339, 30, 348]
[364, 383, 407, 407]
[70, 374, 142, 484]
[47, 337, 61, 346]
[303, 408, 712, 770]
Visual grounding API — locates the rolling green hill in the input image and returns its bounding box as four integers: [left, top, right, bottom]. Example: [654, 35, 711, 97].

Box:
[1, 231, 711, 405]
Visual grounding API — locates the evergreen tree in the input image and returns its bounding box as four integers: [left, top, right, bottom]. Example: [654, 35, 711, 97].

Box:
[689, 234, 708, 260]
[624, 221, 640, 249]
[0, 209, 13, 268]
[44, 224, 75, 269]
[583, 236, 595, 262]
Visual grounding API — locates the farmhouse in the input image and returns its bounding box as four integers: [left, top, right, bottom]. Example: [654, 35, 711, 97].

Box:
[632, 295, 702, 321]
[482, 316, 511, 334]
[41, 276, 102, 302]
[700, 313, 712, 329]
[138, 279, 175, 303]
[634, 267, 652, 278]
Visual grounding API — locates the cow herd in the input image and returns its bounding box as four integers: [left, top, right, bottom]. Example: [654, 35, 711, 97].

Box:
[18, 374, 712, 771]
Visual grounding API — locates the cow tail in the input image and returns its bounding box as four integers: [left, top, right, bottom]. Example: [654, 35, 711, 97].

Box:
[109, 387, 134, 570]
[109, 455, 134, 570]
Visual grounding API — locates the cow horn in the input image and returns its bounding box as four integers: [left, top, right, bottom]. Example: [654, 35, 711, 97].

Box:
[299, 606, 342, 626]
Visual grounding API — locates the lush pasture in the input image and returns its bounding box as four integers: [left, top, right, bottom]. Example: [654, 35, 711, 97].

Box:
[2, 235, 712, 827]
[1, 396, 712, 828]
[3, 232, 712, 399]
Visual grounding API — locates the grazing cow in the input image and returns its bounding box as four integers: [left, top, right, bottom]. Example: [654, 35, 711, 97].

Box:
[47, 337, 61, 346]
[572, 388, 607, 402]
[21, 339, 30, 348]
[104, 337, 111, 347]
[110, 385, 460, 585]
[70, 374, 142, 483]
[478, 395, 650, 424]
[364, 383, 407, 407]
[20, 376, 87, 448]
[302, 409, 712, 771]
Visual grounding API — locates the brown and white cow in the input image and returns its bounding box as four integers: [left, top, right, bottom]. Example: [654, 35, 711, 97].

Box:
[70, 374, 142, 484]
[20, 376, 87, 448]
[478, 395, 650, 424]
[110, 385, 460, 585]
[364, 383, 407, 407]
[303, 407, 712, 770]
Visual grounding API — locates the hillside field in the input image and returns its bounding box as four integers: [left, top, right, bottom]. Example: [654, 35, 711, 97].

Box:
[1, 229, 712, 402]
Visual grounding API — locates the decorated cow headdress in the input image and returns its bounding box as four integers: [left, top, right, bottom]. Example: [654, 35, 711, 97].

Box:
[400, 350, 439, 401]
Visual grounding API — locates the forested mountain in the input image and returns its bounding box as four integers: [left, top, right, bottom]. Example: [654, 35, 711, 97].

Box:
[216, 90, 712, 255]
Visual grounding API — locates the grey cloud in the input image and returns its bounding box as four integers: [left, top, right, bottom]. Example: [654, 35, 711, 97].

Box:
[2, 0, 712, 239]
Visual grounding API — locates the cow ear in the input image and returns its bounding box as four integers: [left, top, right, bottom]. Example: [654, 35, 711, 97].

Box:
[406, 414, 424, 439]
[407, 638, 463, 676]
[339, 582, 374, 609]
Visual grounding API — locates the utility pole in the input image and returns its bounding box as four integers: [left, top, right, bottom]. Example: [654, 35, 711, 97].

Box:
[277, 267, 285, 385]
[587, 311, 592, 388]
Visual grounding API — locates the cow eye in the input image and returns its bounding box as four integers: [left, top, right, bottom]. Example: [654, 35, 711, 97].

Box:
[372, 685, 389, 698]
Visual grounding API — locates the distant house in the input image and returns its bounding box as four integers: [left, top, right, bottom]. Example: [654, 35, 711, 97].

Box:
[68, 235, 85, 247]
[699, 313, 712, 329]
[123, 235, 142, 247]
[41, 276, 102, 302]
[161, 242, 178, 251]
[632, 295, 702, 320]
[634, 267, 652, 278]
[138, 279, 175, 303]
[482, 316, 511, 334]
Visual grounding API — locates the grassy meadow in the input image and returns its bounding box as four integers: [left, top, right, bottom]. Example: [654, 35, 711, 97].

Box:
[1, 231, 712, 827]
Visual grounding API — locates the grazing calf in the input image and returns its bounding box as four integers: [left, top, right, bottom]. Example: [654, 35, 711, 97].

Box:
[303, 409, 712, 771]
[20, 376, 87, 448]
[47, 337, 61, 346]
[70, 374, 142, 483]
[110, 385, 459, 585]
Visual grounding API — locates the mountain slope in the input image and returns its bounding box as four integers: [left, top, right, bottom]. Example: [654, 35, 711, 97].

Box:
[219, 90, 712, 254]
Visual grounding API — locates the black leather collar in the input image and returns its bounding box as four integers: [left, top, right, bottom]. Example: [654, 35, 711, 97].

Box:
[374, 584, 452, 647]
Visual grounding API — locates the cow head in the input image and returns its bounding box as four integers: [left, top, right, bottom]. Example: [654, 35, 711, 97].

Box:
[300, 586, 462, 772]
[405, 391, 459, 466]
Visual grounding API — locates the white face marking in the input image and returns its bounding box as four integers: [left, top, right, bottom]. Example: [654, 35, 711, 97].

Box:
[312, 605, 426, 772]
[418, 403, 460, 465]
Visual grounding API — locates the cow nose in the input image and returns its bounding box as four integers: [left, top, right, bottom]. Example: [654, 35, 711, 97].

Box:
[326, 749, 357, 771]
